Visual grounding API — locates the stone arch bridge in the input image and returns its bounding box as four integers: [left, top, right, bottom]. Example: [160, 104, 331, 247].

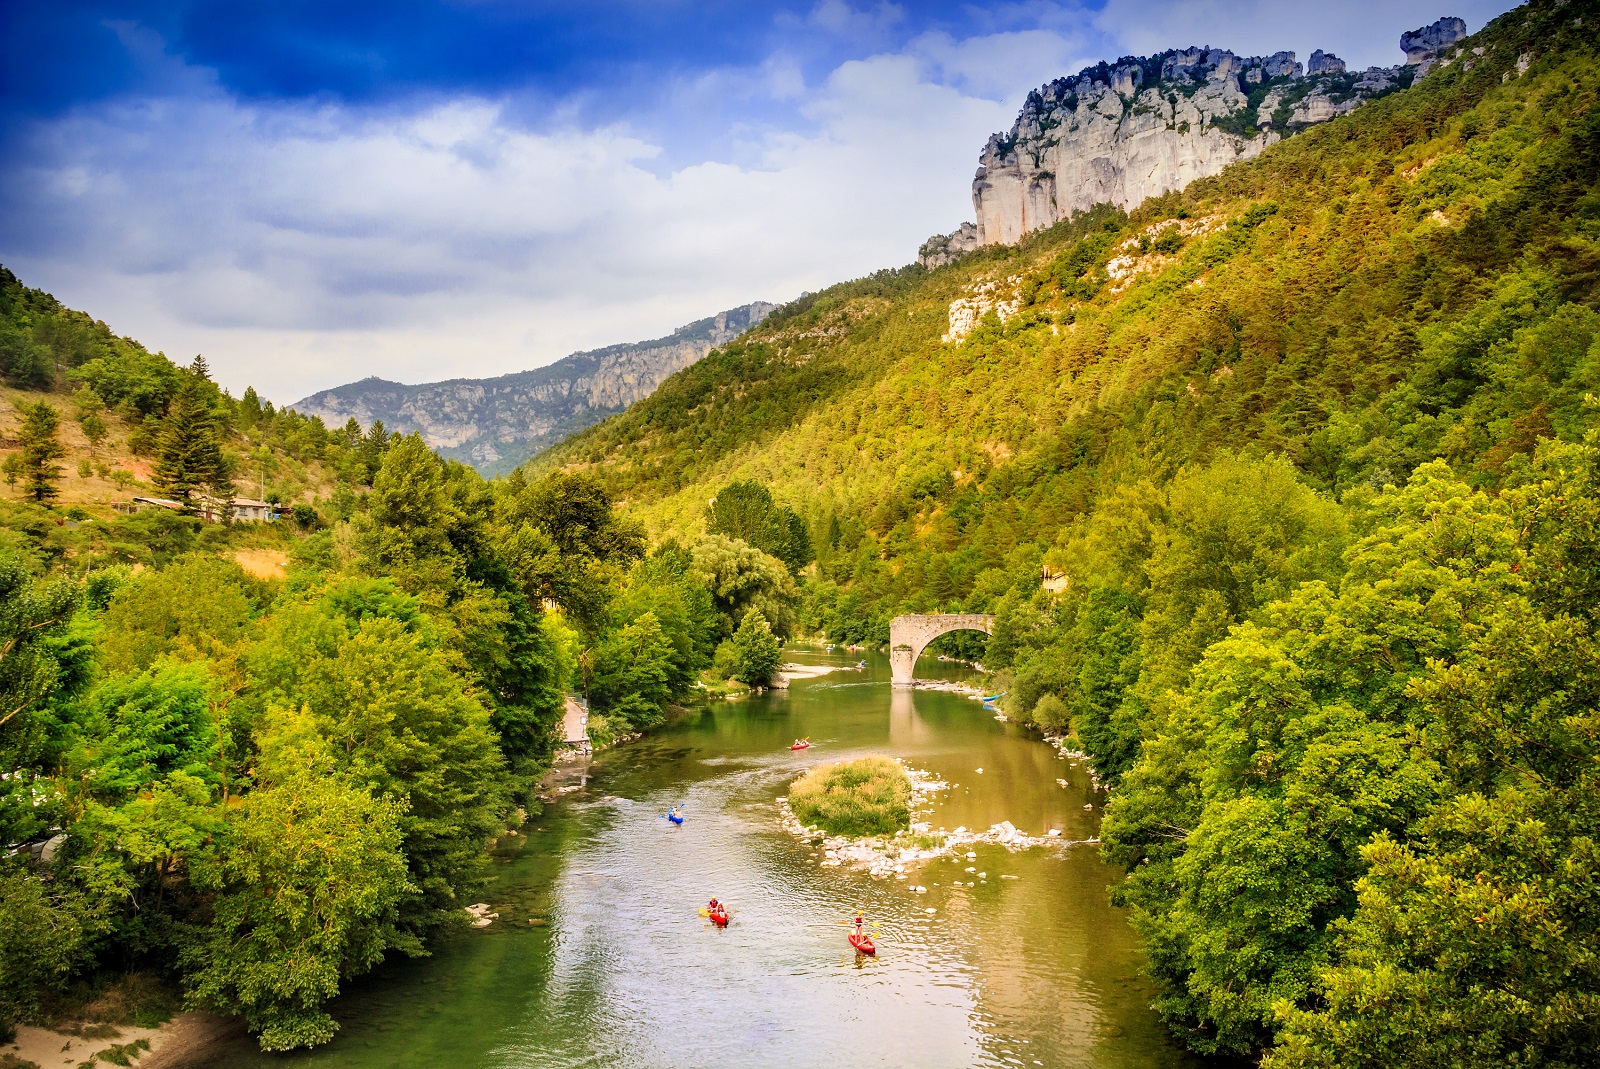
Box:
[889, 613, 994, 687]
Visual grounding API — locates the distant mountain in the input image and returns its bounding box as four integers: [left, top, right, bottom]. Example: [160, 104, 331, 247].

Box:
[292, 302, 777, 475]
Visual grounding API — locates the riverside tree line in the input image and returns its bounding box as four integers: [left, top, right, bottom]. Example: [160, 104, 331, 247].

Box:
[0, 261, 812, 1048]
[528, 3, 1600, 1063]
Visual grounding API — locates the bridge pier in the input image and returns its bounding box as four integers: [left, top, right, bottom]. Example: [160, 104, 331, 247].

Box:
[890, 646, 917, 687]
[887, 613, 995, 688]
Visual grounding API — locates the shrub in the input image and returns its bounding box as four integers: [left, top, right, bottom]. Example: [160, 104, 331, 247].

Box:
[1032, 693, 1070, 733]
[711, 639, 741, 681]
[787, 756, 911, 837]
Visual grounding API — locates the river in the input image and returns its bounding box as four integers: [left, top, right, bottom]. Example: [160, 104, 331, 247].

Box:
[204, 648, 1206, 1069]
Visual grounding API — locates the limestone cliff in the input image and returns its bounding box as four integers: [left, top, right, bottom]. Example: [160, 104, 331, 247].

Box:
[292, 303, 775, 476]
[919, 16, 1468, 266]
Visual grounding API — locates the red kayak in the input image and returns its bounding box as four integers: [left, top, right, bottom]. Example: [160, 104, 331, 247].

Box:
[709, 908, 729, 927]
[849, 933, 875, 955]
[790, 741, 811, 750]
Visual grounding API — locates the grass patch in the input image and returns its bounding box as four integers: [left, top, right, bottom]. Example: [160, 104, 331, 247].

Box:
[34, 972, 178, 1032]
[88, 1039, 149, 1067]
[787, 757, 912, 837]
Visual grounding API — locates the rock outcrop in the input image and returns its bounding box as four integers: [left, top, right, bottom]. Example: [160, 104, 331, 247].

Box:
[922, 17, 1467, 259]
[1402, 16, 1470, 74]
[919, 223, 981, 269]
[292, 302, 775, 475]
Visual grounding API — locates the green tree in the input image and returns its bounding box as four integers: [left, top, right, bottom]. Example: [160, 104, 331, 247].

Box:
[0, 319, 51, 389]
[80, 412, 106, 456]
[731, 607, 781, 687]
[100, 556, 256, 674]
[356, 434, 461, 595]
[236, 386, 263, 431]
[152, 357, 235, 513]
[588, 611, 676, 728]
[0, 864, 85, 1041]
[15, 401, 65, 503]
[499, 470, 644, 629]
[706, 480, 813, 574]
[689, 534, 798, 638]
[73, 386, 108, 456]
[251, 614, 507, 929]
[1101, 460, 1554, 1056]
[183, 710, 413, 1051]
[0, 550, 83, 846]
[1268, 442, 1600, 1068]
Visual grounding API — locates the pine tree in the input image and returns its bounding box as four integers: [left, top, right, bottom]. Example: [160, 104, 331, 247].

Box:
[152, 357, 235, 514]
[15, 402, 65, 503]
[237, 386, 263, 431]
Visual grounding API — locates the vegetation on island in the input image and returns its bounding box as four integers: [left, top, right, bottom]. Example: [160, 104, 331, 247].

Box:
[531, 2, 1600, 1063]
[787, 757, 912, 838]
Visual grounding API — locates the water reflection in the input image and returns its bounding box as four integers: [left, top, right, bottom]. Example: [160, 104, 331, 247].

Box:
[201, 650, 1205, 1069]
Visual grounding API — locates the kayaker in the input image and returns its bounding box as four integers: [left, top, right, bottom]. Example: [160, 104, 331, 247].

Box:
[852, 911, 865, 939]
[708, 897, 721, 913]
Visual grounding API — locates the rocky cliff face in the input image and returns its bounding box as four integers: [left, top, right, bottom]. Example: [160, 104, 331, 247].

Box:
[919, 16, 1468, 266]
[292, 303, 776, 476]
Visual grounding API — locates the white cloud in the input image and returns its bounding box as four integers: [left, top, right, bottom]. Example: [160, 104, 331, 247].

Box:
[909, 28, 1095, 98]
[1, 1, 1523, 405]
[2, 40, 1012, 403]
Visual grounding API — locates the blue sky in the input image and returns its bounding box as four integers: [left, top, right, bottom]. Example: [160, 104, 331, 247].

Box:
[0, 1, 1518, 403]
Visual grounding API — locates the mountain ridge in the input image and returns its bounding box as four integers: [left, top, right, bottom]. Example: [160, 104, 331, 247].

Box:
[919, 15, 1469, 266]
[293, 301, 776, 476]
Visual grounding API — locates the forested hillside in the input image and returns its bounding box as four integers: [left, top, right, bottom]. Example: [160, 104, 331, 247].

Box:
[536, 0, 1600, 1062]
[0, 273, 800, 1049]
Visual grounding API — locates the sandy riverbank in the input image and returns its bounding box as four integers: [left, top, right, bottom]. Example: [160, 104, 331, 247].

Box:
[4, 1012, 241, 1069]
[776, 662, 853, 683]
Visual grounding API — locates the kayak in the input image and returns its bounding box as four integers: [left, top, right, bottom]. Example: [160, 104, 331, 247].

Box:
[849, 932, 876, 955]
[790, 741, 810, 750]
[709, 908, 729, 927]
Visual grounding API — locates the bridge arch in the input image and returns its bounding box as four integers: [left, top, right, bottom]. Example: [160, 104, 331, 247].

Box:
[889, 613, 994, 687]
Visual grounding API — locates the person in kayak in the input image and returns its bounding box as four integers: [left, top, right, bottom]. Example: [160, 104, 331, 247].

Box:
[852, 911, 865, 939]
[708, 897, 722, 914]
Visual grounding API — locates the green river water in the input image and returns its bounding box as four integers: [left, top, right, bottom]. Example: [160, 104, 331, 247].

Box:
[206, 649, 1207, 1069]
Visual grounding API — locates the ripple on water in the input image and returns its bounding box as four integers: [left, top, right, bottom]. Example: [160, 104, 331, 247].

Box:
[201, 653, 1206, 1069]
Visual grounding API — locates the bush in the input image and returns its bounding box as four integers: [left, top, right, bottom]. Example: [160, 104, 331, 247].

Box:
[711, 639, 741, 681]
[787, 757, 911, 837]
[1031, 693, 1070, 733]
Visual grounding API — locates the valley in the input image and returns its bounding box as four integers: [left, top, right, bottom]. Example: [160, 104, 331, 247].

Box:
[1, 2, 1597, 1068]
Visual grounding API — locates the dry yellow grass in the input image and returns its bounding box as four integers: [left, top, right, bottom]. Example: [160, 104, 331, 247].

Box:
[0, 387, 338, 516]
[232, 548, 289, 580]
